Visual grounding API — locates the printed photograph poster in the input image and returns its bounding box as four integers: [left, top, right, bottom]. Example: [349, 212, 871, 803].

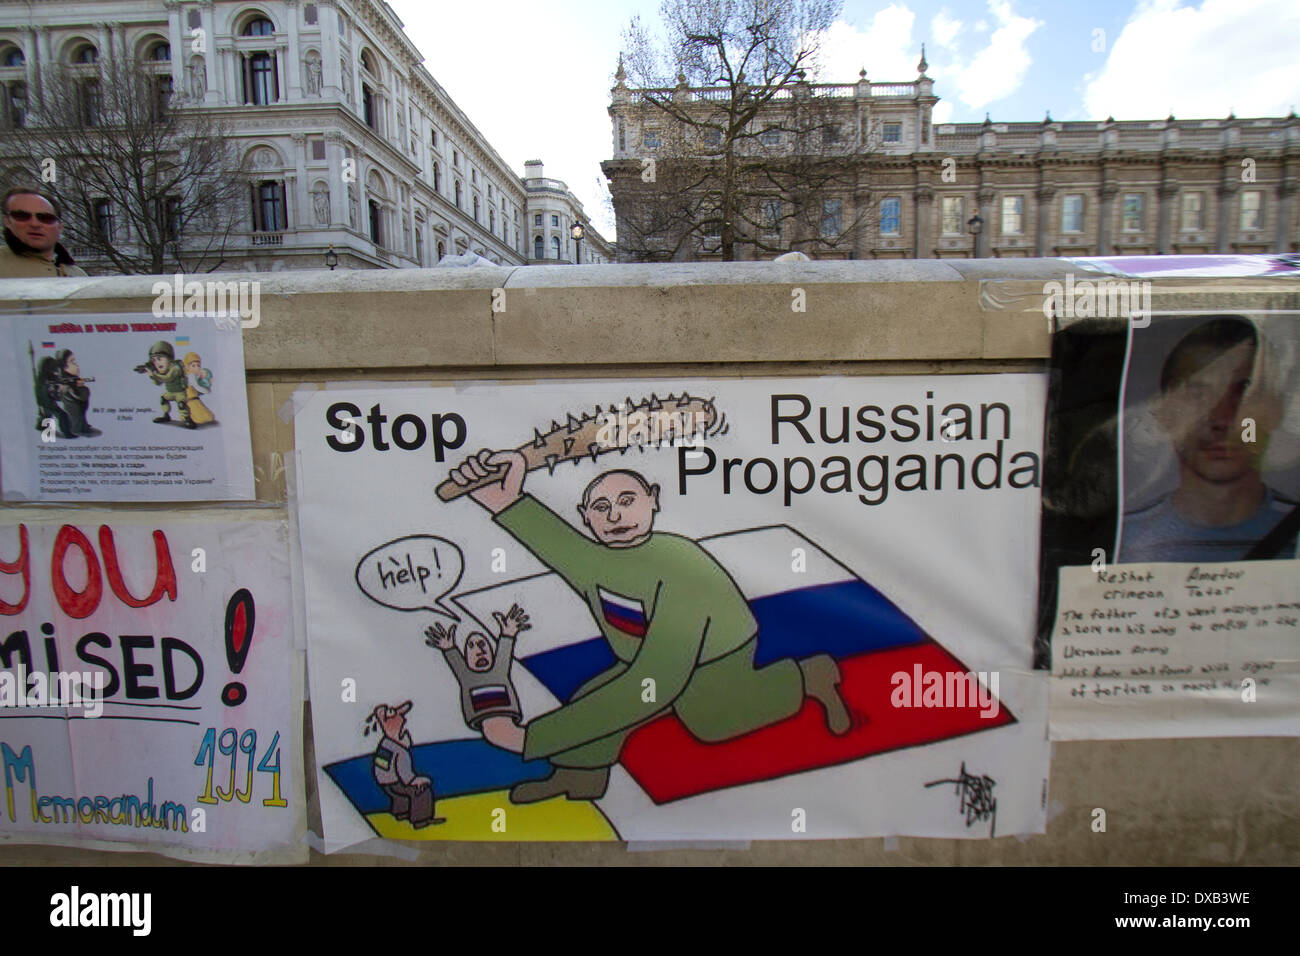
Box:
[294, 375, 1050, 848]
[1039, 309, 1300, 738]
[0, 313, 254, 502]
[0, 509, 303, 860]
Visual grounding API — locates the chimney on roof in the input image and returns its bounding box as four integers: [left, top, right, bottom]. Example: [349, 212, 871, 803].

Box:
[524, 159, 544, 181]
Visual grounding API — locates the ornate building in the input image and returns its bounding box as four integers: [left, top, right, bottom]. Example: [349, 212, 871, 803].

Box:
[0, 0, 608, 272]
[602, 50, 1300, 261]
[524, 160, 613, 264]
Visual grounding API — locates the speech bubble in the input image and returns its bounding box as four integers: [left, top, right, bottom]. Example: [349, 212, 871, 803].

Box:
[354, 535, 463, 620]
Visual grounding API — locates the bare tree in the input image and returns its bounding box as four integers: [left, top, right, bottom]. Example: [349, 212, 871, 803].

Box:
[611, 0, 876, 261]
[5, 54, 247, 274]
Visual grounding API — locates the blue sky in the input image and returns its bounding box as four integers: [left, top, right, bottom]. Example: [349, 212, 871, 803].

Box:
[389, 0, 1300, 238]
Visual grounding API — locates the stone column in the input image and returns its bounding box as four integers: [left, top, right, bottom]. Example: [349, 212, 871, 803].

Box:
[321, 0, 341, 98]
[285, 0, 301, 99]
[1275, 180, 1295, 253]
[913, 184, 933, 258]
[325, 131, 346, 227]
[26, 26, 40, 106]
[975, 184, 994, 258]
[1157, 178, 1178, 254]
[1098, 181, 1118, 256]
[165, 1, 184, 91]
[199, 0, 217, 103]
[1216, 177, 1238, 253]
[289, 132, 308, 229]
[1035, 181, 1054, 257]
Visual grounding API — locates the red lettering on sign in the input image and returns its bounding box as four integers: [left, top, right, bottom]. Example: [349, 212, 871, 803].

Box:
[0, 524, 30, 616]
[52, 525, 103, 619]
[99, 526, 177, 609]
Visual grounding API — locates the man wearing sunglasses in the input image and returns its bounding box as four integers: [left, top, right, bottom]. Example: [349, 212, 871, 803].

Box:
[1, 187, 87, 277]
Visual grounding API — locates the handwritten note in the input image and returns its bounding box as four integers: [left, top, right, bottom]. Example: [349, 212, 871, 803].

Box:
[1050, 560, 1300, 740]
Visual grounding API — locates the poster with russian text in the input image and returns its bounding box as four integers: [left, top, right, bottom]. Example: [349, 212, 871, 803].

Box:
[0, 509, 303, 861]
[0, 314, 254, 502]
[1039, 307, 1300, 738]
[295, 375, 1049, 848]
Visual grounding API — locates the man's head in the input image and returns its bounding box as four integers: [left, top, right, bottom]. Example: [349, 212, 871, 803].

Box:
[464, 632, 495, 672]
[1153, 317, 1282, 486]
[148, 340, 174, 373]
[372, 700, 412, 741]
[577, 469, 660, 547]
[2, 188, 64, 257]
[58, 350, 79, 378]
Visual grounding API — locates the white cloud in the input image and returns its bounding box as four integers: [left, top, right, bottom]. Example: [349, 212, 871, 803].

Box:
[928, 0, 1041, 111]
[1083, 0, 1300, 119]
[931, 10, 963, 51]
[932, 101, 955, 124]
[815, 5, 920, 83]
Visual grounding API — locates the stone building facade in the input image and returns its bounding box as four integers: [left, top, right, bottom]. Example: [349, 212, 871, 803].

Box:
[602, 52, 1300, 261]
[0, 0, 607, 272]
[523, 160, 613, 264]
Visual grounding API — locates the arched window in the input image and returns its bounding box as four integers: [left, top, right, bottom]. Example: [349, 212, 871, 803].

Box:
[242, 17, 275, 37]
[149, 41, 171, 62]
[72, 44, 98, 64]
[552, 235, 560, 259]
[245, 52, 277, 104]
[437, 240, 445, 260]
[534, 235, 543, 259]
[252, 180, 286, 231]
[454, 180, 461, 208]
[432, 161, 439, 192]
[368, 199, 382, 246]
[2, 47, 25, 67]
[489, 209, 495, 231]
[360, 50, 377, 76]
[361, 84, 375, 128]
[472, 196, 479, 221]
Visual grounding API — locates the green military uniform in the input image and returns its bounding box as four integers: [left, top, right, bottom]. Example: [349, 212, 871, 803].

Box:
[495, 494, 804, 768]
[144, 342, 192, 424]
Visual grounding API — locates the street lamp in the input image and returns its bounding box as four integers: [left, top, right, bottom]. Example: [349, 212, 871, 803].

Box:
[571, 221, 584, 264]
[324, 244, 338, 270]
[966, 211, 984, 258]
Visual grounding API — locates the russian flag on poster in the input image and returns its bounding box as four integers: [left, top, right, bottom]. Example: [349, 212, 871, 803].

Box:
[325, 525, 1015, 836]
[469, 684, 512, 711]
[597, 586, 648, 637]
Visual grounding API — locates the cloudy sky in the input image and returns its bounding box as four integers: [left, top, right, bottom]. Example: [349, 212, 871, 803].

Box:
[389, 0, 1300, 239]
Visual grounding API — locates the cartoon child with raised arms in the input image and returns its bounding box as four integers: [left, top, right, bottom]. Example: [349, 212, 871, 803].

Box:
[425, 604, 530, 730]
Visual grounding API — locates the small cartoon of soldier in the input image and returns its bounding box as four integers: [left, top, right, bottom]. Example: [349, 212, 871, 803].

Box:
[133, 340, 194, 429]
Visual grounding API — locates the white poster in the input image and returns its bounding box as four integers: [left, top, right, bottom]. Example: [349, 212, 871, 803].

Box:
[295, 375, 1050, 848]
[0, 314, 254, 502]
[0, 509, 303, 861]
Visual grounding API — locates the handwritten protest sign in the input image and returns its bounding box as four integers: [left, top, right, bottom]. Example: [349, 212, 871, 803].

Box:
[0, 510, 302, 860]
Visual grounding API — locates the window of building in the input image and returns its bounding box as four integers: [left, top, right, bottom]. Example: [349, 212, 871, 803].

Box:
[73, 44, 98, 64]
[79, 79, 101, 125]
[489, 209, 495, 232]
[245, 52, 278, 105]
[1122, 193, 1143, 232]
[473, 196, 479, 221]
[487, 184, 493, 199]
[2, 47, 23, 67]
[820, 199, 841, 237]
[359, 50, 376, 76]
[552, 235, 561, 259]
[7, 82, 27, 128]
[368, 200, 382, 245]
[93, 199, 114, 240]
[310, 137, 325, 161]
[361, 84, 375, 128]
[759, 127, 781, 146]
[243, 17, 274, 37]
[1062, 194, 1084, 233]
[252, 181, 286, 231]
[883, 122, 902, 143]
[430, 129, 439, 148]
[453, 150, 459, 167]
[880, 197, 900, 235]
[941, 196, 963, 235]
[551, 214, 559, 228]
[643, 128, 661, 149]
[454, 180, 461, 208]
[432, 161, 440, 192]
[149, 41, 171, 62]
[703, 128, 722, 147]
[437, 240, 445, 261]
[1240, 190, 1262, 231]
[534, 235, 543, 259]
[534, 213, 542, 227]
[1002, 195, 1023, 235]
[822, 124, 841, 146]
[1181, 192, 1204, 231]
[762, 200, 781, 235]
[187, 10, 201, 30]
[151, 75, 173, 121]
[471, 169, 477, 184]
